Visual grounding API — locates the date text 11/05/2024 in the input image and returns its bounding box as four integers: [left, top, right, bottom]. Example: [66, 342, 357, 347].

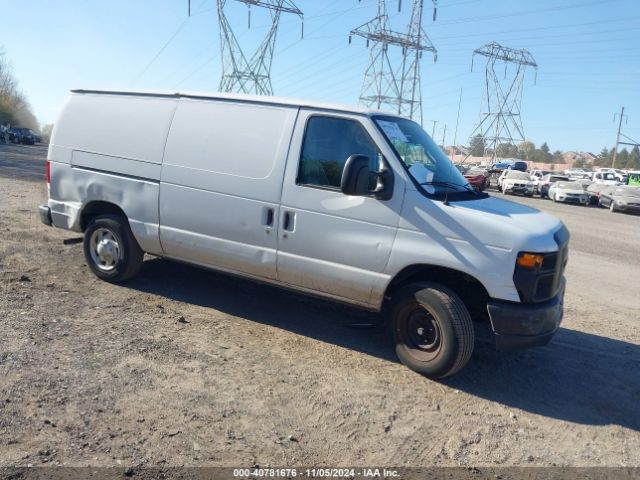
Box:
[233, 468, 400, 478]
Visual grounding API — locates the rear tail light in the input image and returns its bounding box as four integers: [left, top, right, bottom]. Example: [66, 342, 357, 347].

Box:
[45, 159, 50, 184]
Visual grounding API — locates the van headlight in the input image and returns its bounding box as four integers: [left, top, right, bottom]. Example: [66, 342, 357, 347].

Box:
[516, 252, 544, 270]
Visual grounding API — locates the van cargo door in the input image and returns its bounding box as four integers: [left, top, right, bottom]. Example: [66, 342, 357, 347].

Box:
[159, 99, 297, 280]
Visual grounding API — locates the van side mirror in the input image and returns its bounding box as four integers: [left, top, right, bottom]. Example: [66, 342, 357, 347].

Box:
[341, 154, 394, 200]
[341, 155, 372, 197]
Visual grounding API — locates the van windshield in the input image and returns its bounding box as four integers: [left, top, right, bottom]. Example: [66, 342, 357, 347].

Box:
[374, 116, 472, 195]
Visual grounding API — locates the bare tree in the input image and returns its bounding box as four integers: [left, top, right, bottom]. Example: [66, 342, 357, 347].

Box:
[0, 48, 38, 130]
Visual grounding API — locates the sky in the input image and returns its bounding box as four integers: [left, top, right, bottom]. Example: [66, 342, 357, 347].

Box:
[1, 0, 639, 153]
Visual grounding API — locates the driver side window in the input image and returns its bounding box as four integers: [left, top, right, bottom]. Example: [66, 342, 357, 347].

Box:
[297, 116, 381, 189]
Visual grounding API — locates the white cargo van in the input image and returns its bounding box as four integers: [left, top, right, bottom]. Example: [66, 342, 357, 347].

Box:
[39, 90, 569, 378]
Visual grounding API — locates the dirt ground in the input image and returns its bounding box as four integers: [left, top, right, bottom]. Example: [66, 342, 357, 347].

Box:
[0, 144, 639, 469]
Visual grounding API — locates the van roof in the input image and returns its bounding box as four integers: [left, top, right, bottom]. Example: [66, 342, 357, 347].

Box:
[70, 88, 404, 118]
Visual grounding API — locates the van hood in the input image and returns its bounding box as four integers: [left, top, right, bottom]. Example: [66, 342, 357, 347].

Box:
[439, 194, 563, 253]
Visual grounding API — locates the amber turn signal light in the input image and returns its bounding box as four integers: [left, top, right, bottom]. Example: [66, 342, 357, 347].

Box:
[516, 253, 544, 270]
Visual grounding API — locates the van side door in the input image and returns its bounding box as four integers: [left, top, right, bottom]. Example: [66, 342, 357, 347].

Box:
[159, 98, 297, 280]
[276, 110, 404, 308]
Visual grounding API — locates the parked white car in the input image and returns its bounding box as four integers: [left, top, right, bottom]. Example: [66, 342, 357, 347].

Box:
[501, 170, 534, 196]
[39, 89, 569, 378]
[548, 181, 589, 205]
[564, 168, 591, 179]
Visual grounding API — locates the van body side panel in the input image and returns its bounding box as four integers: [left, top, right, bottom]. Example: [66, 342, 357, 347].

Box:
[71, 151, 162, 181]
[50, 93, 177, 164]
[46, 93, 177, 255]
[159, 99, 297, 280]
[277, 110, 404, 306]
[384, 188, 560, 304]
[48, 162, 162, 254]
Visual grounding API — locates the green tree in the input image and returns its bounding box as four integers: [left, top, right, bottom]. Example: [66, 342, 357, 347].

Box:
[496, 143, 516, 159]
[539, 142, 552, 163]
[614, 148, 629, 169]
[628, 145, 640, 170]
[573, 157, 586, 168]
[552, 150, 563, 163]
[594, 148, 611, 167]
[517, 140, 535, 161]
[469, 135, 485, 157]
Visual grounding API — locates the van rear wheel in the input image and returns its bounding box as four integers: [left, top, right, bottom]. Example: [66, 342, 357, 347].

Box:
[83, 214, 143, 282]
[390, 283, 474, 379]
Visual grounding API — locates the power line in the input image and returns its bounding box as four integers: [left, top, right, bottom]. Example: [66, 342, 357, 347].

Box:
[433, 14, 640, 41]
[430, 0, 622, 28]
[131, 0, 209, 85]
[131, 17, 191, 85]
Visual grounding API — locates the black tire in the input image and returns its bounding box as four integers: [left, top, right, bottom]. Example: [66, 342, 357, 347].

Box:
[83, 214, 144, 282]
[390, 283, 474, 379]
[609, 201, 616, 213]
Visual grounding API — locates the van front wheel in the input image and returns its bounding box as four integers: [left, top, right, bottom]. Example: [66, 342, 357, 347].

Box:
[83, 214, 143, 282]
[390, 283, 474, 378]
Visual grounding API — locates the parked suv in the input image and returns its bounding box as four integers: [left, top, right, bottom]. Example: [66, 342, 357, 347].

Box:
[11, 127, 36, 145]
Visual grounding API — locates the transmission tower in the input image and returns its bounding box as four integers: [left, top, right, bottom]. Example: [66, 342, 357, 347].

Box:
[349, 0, 437, 125]
[468, 42, 537, 163]
[217, 0, 303, 96]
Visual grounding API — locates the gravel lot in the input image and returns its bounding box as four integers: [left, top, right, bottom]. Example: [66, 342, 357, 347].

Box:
[1, 144, 639, 469]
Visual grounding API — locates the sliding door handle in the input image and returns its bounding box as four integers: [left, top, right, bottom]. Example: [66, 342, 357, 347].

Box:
[283, 211, 295, 232]
[265, 208, 274, 227]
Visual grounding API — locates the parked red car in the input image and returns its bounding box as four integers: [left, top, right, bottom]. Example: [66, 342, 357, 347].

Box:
[464, 169, 489, 191]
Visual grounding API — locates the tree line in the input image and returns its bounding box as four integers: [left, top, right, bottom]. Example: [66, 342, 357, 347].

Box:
[468, 135, 640, 170]
[592, 146, 640, 170]
[0, 49, 38, 131]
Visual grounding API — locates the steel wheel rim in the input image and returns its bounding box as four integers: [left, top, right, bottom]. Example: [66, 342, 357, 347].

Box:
[397, 304, 442, 362]
[89, 228, 121, 272]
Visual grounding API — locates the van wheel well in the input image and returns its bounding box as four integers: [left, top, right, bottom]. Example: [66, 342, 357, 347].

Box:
[385, 265, 490, 322]
[80, 201, 127, 232]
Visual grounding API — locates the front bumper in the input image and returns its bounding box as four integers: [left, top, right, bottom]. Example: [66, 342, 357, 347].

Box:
[39, 205, 52, 226]
[506, 186, 533, 195]
[487, 280, 565, 350]
[556, 195, 588, 204]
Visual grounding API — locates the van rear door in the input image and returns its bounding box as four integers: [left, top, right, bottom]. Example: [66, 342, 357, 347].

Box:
[276, 110, 403, 307]
[159, 99, 297, 280]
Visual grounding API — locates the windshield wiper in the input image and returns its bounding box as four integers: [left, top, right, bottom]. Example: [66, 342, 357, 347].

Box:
[420, 180, 478, 195]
